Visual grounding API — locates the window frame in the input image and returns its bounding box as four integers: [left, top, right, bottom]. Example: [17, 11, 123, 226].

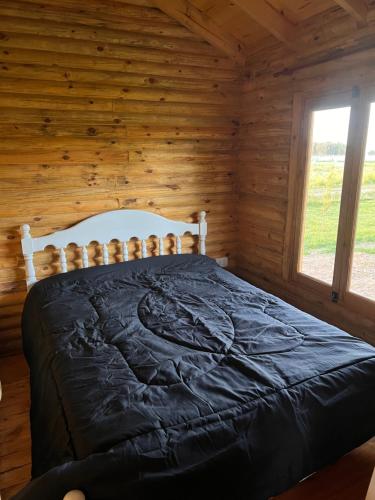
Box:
[284, 86, 375, 319]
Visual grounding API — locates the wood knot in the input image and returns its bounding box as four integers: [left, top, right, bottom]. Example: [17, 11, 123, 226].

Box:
[166, 184, 180, 191]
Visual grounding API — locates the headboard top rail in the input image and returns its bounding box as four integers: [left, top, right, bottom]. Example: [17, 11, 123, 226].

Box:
[20, 209, 207, 289]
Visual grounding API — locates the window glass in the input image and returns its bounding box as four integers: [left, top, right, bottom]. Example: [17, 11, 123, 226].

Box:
[300, 107, 351, 284]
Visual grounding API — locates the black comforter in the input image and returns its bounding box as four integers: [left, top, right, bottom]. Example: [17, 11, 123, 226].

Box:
[17, 255, 375, 500]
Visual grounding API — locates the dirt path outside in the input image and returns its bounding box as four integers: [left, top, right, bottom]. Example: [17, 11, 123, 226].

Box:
[302, 252, 375, 301]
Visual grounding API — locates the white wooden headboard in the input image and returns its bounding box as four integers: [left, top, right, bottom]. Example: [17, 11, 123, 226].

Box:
[21, 209, 207, 289]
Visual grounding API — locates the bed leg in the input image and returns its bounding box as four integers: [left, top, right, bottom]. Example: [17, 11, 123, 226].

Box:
[63, 490, 86, 500]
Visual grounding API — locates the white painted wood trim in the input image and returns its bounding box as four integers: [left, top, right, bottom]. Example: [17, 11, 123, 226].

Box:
[122, 240, 129, 262]
[159, 236, 164, 256]
[21, 224, 37, 289]
[59, 248, 68, 273]
[102, 243, 109, 265]
[366, 467, 375, 500]
[63, 490, 85, 500]
[199, 210, 207, 255]
[141, 239, 147, 258]
[20, 209, 207, 289]
[82, 245, 89, 268]
[176, 235, 182, 254]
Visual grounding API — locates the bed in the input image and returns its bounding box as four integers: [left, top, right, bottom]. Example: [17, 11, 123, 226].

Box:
[15, 209, 375, 500]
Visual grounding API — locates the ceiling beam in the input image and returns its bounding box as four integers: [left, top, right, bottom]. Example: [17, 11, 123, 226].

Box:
[334, 0, 368, 24]
[151, 0, 246, 66]
[231, 0, 297, 45]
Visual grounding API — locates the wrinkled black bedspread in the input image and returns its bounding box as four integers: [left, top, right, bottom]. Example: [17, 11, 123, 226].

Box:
[17, 255, 375, 500]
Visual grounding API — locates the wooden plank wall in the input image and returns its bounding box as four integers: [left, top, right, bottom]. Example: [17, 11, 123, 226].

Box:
[0, 0, 241, 356]
[238, 6, 375, 345]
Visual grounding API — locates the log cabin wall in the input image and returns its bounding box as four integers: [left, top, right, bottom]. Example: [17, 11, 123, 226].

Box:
[0, 0, 241, 356]
[237, 6, 375, 346]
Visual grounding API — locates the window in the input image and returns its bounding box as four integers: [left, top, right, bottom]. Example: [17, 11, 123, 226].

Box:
[350, 102, 375, 301]
[286, 88, 375, 313]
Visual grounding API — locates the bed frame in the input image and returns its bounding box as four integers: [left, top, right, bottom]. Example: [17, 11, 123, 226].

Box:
[21, 209, 207, 290]
[21, 209, 207, 499]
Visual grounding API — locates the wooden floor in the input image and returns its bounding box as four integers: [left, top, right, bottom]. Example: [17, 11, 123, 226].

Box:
[1, 355, 374, 500]
[1, 355, 31, 499]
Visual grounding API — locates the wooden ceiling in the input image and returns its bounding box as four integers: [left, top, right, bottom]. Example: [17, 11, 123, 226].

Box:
[146, 0, 371, 65]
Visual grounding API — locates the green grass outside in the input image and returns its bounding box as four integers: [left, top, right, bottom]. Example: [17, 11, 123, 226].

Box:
[303, 161, 375, 255]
